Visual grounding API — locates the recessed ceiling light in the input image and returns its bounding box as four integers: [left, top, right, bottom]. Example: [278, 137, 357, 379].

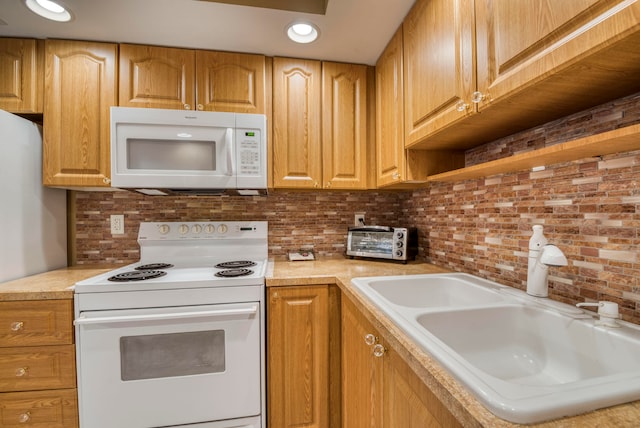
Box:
[24, 0, 73, 22]
[286, 21, 320, 44]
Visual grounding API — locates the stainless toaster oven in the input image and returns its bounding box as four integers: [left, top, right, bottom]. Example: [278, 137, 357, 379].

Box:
[346, 226, 418, 262]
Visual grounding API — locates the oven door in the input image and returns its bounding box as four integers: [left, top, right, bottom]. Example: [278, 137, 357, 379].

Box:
[75, 302, 261, 428]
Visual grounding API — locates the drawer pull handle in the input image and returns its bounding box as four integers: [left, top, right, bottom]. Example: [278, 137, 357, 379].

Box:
[19, 412, 31, 423]
[11, 321, 24, 331]
[16, 367, 29, 377]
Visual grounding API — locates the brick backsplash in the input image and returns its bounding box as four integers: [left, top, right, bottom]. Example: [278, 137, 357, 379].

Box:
[74, 190, 407, 264]
[405, 91, 640, 324]
[74, 91, 640, 323]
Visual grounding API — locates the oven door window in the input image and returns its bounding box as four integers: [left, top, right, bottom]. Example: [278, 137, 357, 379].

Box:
[120, 330, 225, 380]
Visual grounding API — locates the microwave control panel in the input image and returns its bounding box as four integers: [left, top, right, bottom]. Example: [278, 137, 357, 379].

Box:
[238, 130, 262, 176]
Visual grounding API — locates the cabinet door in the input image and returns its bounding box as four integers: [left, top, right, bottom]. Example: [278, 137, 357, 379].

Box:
[341, 297, 383, 428]
[322, 62, 368, 189]
[384, 347, 461, 428]
[43, 40, 116, 187]
[0, 38, 43, 113]
[475, 0, 640, 110]
[196, 51, 266, 113]
[272, 57, 322, 188]
[376, 28, 407, 188]
[268, 285, 330, 428]
[119, 44, 195, 110]
[403, 0, 475, 149]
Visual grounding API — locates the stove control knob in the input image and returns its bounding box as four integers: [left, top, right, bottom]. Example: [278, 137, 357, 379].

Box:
[178, 224, 189, 235]
[158, 224, 170, 235]
[204, 224, 216, 234]
[192, 224, 202, 234]
[217, 224, 228, 234]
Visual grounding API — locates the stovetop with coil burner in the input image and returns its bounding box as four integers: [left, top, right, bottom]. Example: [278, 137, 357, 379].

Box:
[74, 222, 268, 294]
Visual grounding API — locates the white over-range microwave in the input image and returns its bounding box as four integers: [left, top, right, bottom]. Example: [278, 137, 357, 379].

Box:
[110, 107, 267, 196]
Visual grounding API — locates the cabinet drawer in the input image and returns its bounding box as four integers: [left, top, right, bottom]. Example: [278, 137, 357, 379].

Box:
[0, 388, 78, 427]
[0, 301, 73, 348]
[0, 345, 75, 392]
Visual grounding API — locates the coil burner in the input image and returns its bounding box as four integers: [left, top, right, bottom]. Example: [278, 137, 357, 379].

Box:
[214, 261, 257, 269]
[215, 268, 253, 278]
[107, 270, 167, 282]
[136, 263, 174, 270]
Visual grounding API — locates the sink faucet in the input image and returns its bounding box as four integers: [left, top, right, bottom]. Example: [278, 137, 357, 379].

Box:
[526, 225, 568, 297]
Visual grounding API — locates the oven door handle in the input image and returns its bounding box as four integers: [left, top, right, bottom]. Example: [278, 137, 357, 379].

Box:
[74, 305, 258, 326]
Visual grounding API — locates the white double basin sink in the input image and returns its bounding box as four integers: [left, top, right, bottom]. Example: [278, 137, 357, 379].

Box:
[351, 273, 640, 424]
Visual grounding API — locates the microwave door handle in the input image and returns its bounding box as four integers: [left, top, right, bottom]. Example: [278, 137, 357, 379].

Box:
[74, 305, 258, 325]
[225, 128, 234, 176]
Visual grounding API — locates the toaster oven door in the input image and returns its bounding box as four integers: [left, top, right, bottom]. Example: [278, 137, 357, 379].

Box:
[347, 230, 394, 259]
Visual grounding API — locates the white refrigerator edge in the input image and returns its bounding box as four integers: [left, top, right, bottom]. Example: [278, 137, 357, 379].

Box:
[0, 109, 67, 283]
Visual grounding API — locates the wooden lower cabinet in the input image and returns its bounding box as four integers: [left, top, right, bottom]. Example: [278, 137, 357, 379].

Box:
[0, 299, 78, 427]
[267, 285, 340, 428]
[384, 348, 461, 428]
[0, 389, 78, 428]
[341, 297, 383, 428]
[341, 296, 461, 428]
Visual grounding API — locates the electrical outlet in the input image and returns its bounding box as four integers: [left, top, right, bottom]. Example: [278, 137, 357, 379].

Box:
[354, 213, 365, 226]
[110, 214, 125, 235]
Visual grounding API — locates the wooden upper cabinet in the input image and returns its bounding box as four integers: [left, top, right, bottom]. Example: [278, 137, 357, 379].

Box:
[119, 44, 195, 110]
[0, 38, 43, 114]
[196, 50, 266, 113]
[322, 61, 368, 189]
[272, 57, 369, 189]
[475, 0, 640, 109]
[43, 40, 116, 187]
[272, 57, 322, 188]
[403, 0, 475, 149]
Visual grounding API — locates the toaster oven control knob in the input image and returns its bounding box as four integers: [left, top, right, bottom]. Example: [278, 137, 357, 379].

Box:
[396, 250, 404, 257]
[192, 224, 202, 234]
[178, 224, 190, 235]
[396, 241, 403, 248]
[158, 224, 170, 235]
[204, 224, 216, 234]
[396, 232, 404, 239]
[217, 224, 228, 234]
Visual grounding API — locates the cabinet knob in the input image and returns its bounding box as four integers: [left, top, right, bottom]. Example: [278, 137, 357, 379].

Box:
[326, 182, 331, 188]
[471, 91, 487, 104]
[392, 172, 400, 180]
[15, 367, 29, 377]
[10, 321, 24, 331]
[314, 182, 319, 188]
[364, 333, 377, 346]
[103, 177, 111, 184]
[455, 100, 469, 112]
[197, 104, 204, 111]
[184, 104, 191, 110]
[372, 343, 386, 358]
[18, 412, 31, 423]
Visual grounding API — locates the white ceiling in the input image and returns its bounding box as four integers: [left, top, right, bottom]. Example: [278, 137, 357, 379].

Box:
[0, 0, 416, 65]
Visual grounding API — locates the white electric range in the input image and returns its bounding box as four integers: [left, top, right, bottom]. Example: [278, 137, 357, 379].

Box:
[74, 221, 267, 428]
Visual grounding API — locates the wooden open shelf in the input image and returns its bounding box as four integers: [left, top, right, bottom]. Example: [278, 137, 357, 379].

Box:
[426, 123, 640, 182]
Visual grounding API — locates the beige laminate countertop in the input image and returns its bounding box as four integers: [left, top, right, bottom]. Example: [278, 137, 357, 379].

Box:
[2, 259, 639, 426]
[267, 258, 640, 428]
[0, 266, 114, 301]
